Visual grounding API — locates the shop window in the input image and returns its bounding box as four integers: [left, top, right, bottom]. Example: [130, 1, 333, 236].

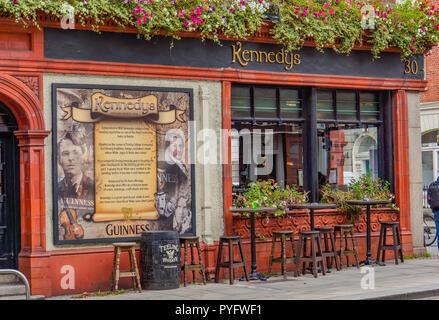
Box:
[231, 85, 303, 191]
[231, 85, 388, 200]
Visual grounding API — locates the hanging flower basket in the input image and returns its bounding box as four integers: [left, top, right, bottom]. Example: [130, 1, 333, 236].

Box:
[2, 0, 438, 58]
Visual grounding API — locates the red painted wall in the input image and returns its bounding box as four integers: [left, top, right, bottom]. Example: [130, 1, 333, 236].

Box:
[0, 17, 422, 297]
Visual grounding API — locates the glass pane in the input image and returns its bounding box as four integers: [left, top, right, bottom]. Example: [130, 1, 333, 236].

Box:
[230, 123, 303, 190]
[337, 92, 356, 120]
[280, 89, 301, 119]
[360, 92, 380, 121]
[254, 88, 276, 118]
[423, 151, 434, 186]
[317, 90, 334, 120]
[318, 126, 379, 192]
[231, 87, 251, 118]
[231, 129, 240, 186]
[436, 151, 439, 181]
[422, 130, 439, 147]
[284, 123, 303, 187]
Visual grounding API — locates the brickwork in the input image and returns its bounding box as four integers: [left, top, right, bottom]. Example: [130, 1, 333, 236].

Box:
[421, 0, 439, 103]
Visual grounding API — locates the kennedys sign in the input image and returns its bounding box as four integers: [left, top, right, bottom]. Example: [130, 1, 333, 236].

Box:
[44, 28, 424, 80]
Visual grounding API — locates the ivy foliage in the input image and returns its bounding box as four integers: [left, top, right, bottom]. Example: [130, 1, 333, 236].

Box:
[1, 0, 438, 58]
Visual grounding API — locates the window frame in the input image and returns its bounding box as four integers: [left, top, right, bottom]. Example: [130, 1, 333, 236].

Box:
[230, 84, 393, 200]
[231, 83, 305, 124]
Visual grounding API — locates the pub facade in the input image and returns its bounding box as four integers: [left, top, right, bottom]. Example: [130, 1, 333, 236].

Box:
[0, 13, 427, 296]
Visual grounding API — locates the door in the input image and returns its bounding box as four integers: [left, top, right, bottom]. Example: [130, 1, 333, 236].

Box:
[0, 104, 20, 269]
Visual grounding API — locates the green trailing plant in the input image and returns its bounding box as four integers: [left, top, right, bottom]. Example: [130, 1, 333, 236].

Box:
[321, 173, 398, 223]
[320, 184, 363, 223]
[233, 179, 308, 217]
[1, 0, 437, 58]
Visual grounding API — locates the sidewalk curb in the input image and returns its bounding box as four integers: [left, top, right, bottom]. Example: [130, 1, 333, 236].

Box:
[366, 288, 439, 300]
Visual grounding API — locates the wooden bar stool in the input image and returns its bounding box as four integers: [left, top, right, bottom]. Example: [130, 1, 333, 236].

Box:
[180, 236, 206, 286]
[111, 242, 142, 292]
[294, 230, 326, 278]
[215, 236, 249, 284]
[334, 224, 359, 269]
[376, 221, 404, 264]
[268, 230, 296, 279]
[315, 226, 340, 271]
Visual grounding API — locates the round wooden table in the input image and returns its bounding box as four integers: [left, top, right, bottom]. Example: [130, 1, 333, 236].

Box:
[346, 199, 392, 266]
[229, 207, 277, 281]
[289, 202, 336, 230]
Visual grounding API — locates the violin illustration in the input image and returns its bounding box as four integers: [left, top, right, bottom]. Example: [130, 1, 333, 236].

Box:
[59, 197, 84, 240]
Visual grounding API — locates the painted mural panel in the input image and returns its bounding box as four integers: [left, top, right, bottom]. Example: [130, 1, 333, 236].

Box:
[53, 84, 194, 244]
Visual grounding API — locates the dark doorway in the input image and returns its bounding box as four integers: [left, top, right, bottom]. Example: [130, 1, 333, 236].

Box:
[0, 103, 20, 269]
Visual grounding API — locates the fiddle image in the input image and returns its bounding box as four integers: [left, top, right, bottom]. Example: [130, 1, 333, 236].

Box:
[59, 200, 85, 240]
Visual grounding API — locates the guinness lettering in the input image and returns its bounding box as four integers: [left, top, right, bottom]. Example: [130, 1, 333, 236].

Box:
[105, 223, 150, 236]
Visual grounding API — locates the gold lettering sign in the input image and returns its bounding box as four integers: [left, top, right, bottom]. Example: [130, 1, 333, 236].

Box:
[231, 41, 301, 71]
[61, 93, 185, 124]
[92, 93, 158, 118]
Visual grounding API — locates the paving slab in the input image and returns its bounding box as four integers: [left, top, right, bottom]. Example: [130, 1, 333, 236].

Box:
[46, 258, 439, 300]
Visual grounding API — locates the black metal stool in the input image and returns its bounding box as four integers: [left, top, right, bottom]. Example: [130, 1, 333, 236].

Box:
[294, 230, 326, 278]
[315, 226, 340, 271]
[180, 236, 206, 286]
[334, 224, 359, 269]
[268, 230, 296, 279]
[376, 221, 404, 264]
[215, 235, 249, 284]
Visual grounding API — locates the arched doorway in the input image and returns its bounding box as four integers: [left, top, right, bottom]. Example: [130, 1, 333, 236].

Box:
[0, 102, 20, 268]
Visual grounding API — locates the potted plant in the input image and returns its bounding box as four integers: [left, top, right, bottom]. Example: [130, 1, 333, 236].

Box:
[233, 179, 309, 218]
[320, 173, 398, 223]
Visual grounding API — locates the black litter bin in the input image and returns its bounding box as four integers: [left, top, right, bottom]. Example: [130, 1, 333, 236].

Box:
[140, 230, 181, 290]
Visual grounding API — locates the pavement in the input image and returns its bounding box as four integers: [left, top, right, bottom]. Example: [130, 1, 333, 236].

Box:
[47, 254, 439, 300]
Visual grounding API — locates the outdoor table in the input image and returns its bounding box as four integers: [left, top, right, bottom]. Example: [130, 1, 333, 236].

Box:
[229, 207, 277, 281]
[289, 202, 336, 230]
[289, 202, 336, 273]
[345, 199, 392, 266]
